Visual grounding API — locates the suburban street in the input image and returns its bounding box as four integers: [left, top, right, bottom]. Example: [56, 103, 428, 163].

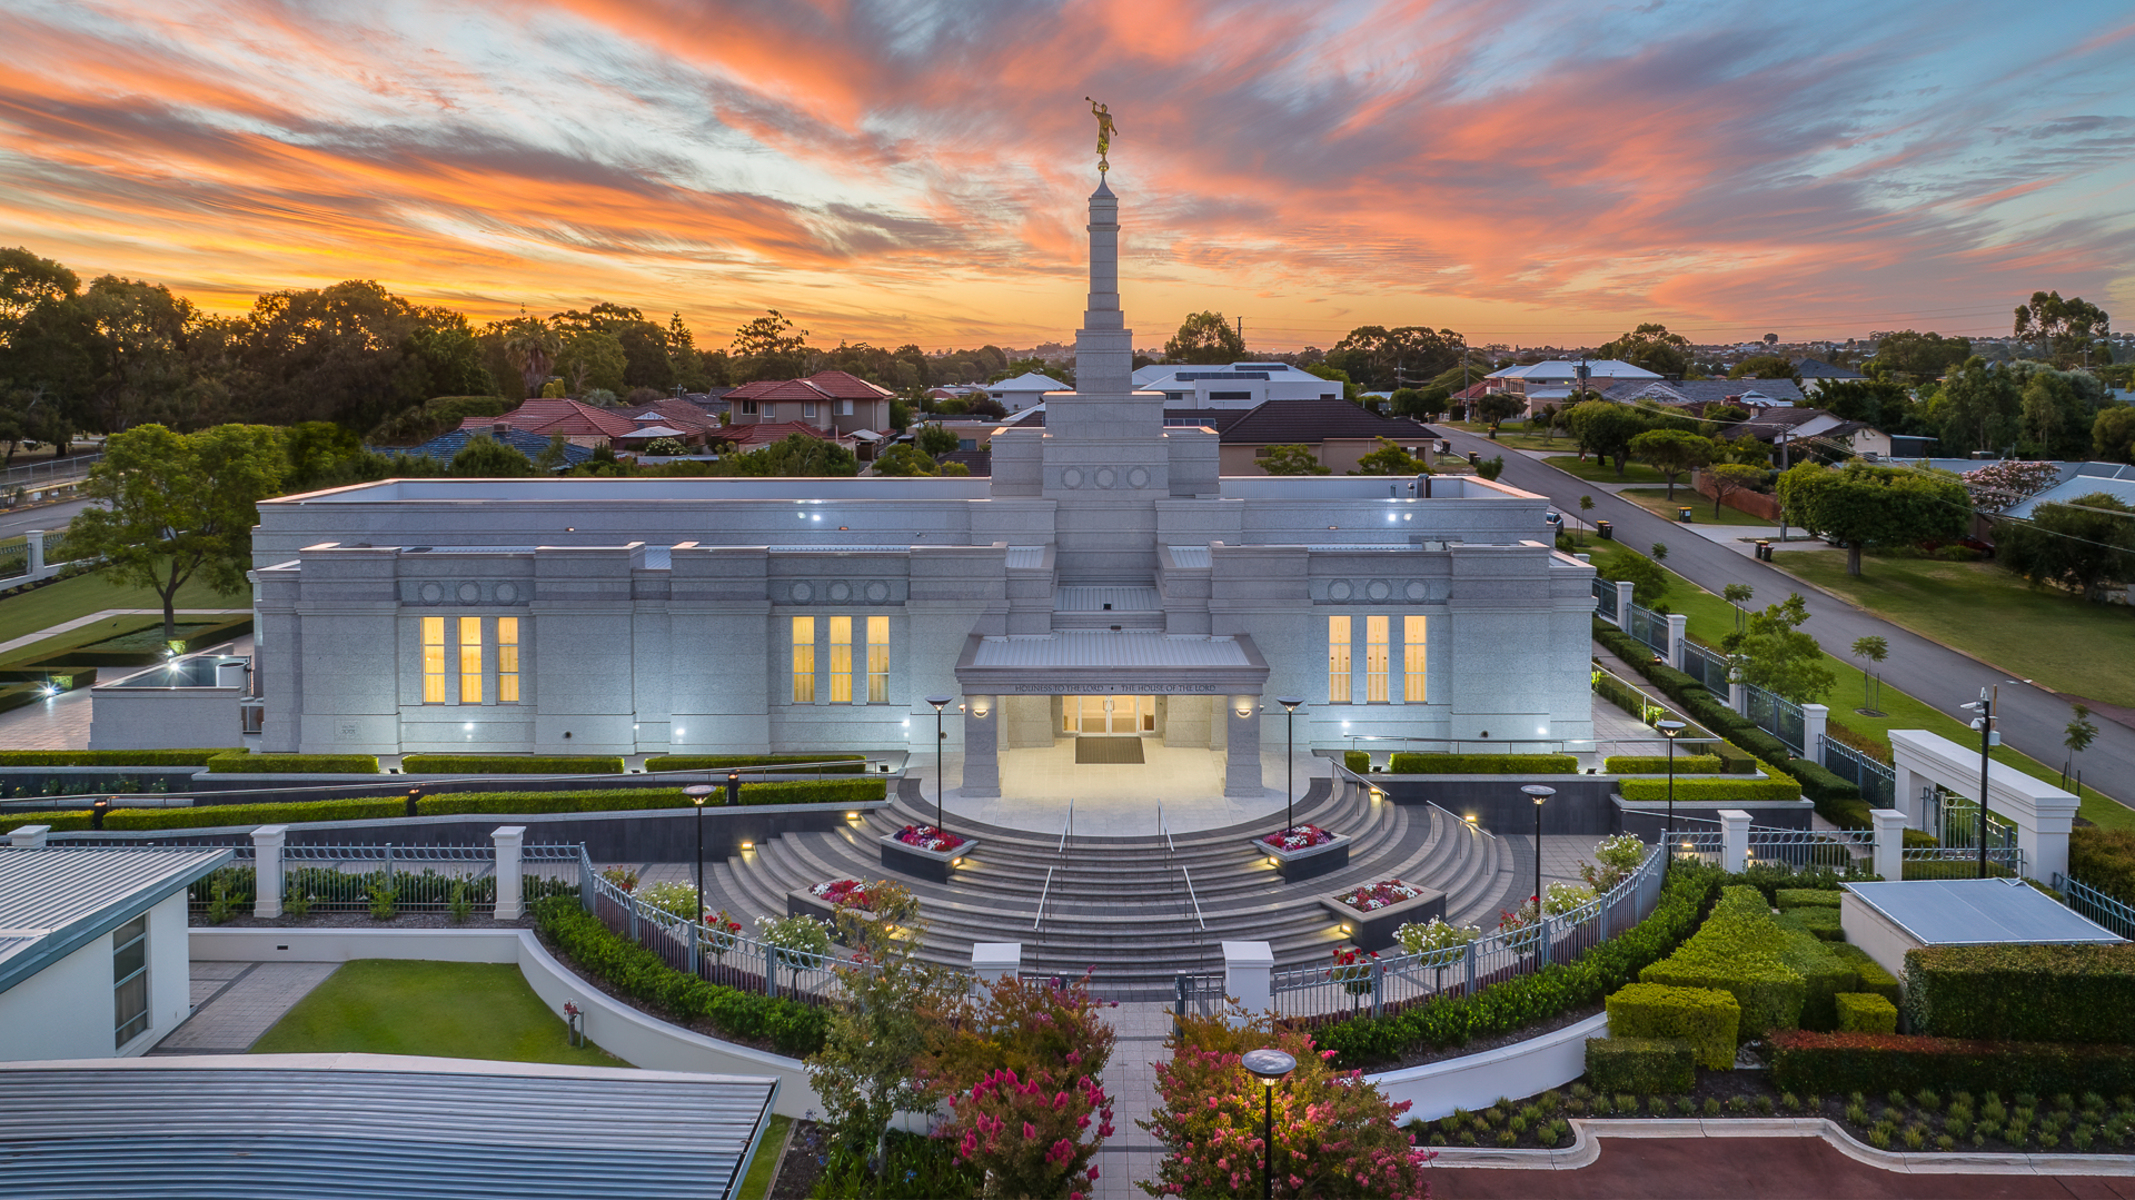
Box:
[1435, 423, 2135, 811]
[0, 496, 94, 542]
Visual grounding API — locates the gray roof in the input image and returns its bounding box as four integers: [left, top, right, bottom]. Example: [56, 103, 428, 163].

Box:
[970, 631, 1251, 669]
[0, 847, 231, 996]
[2004, 475, 2135, 520]
[0, 1054, 776, 1199]
[1844, 878, 2123, 946]
[1794, 358, 1865, 379]
[1604, 379, 1807, 406]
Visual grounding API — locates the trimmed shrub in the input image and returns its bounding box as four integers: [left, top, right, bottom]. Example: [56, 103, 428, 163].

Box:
[1775, 906, 1844, 941]
[1775, 888, 1841, 909]
[2070, 827, 2135, 907]
[206, 752, 379, 774]
[94, 796, 408, 831]
[1343, 750, 1370, 774]
[643, 754, 866, 774]
[1604, 982, 1739, 1069]
[1769, 1030, 2135, 1098]
[1836, 992, 1898, 1034]
[0, 749, 234, 766]
[1640, 886, 1808, 1037]
[531, 896, 825, 1056]
[1778, 929, 1858, 1030]
[1317, 862, 1727, 1069]
[1903, 943, 2135, 1045]
[1830, 944, 1900, 1006]
[402, 754, 624, 775]
[1602, 755, 1726, 775]
[1617, 774, 1802, 803]
[1585, 1036, 1696, 1094]
[1386, 752, 1579, 774]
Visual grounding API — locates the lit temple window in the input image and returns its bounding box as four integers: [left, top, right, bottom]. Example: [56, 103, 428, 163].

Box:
[459, 616, 483, 704]
[1327, 614, 1352, 703]
[867, 616, 889, 703]
[497, 617, 520, 704]
[1404, 616, 1427, 702]
[792, 616, 816, 703]
[1366, 615, 1389, 704]
[829, 616, 853, 703]
[422, 617, 446, 704]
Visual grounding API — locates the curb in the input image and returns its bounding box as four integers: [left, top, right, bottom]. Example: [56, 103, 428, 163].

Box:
[1425, 1117, 2135, 1175]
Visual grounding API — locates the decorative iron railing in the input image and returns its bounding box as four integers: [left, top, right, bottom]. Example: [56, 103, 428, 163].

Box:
[1819, 736, 1895, 809]
[1592, 576, 1618, 623]
[1626, 603, 1669, 655]
[2055, 873, 2135, 939]
[1679, 642, 1731, 699]
[1742, 683, 1807, 755]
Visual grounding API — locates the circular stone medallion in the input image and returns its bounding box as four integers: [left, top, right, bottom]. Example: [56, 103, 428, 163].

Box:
[1328, 580, 1354, 602]
[1062, 467, 1085, 488]
[1366, 579, 1392, 602]
[418, 582, 444, 604]
[1127, 466, 1150, 489]
[828, 581, 852, 603]
[457, 582, 481, 604]
[864, 580, 890, 603]
[495, 581, 519, 604]
[1404, 581, 1427, 602]
[790, 581, 814, 603]
[1094, 467, 1117, 489]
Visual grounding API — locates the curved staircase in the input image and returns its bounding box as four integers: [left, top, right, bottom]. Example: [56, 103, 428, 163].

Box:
[704, 779, 1522, 1000]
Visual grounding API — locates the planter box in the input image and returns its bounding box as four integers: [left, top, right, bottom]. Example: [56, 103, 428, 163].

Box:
[1318, 886, 1447, 952]
[878, 832, 978, 883]
[1251, 832, 1352, 882]
[787, 887, 883, 927]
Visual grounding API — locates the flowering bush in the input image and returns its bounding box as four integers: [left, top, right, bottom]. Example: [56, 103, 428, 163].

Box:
[1393, 916, 1482, 956]
[945, 1067, 1113, 1199]
[1260, 824, 1336, 852]
[598, 865, 638, 892]
[755, 913, 831, 966]
[637, 880, 700, 920]
[1496, 881, 1601, 930]
[1579, 833, 1648, 892]
[811, 878, 878, 911]
[1330, 947, 1379, 1000]
[704, 908, 743, 958]
[1140, 1010, 1432, 1198]
[1961, 460, 2062, 512]
[893, 823, 966, 853]
[1333, 879, 1423, 912]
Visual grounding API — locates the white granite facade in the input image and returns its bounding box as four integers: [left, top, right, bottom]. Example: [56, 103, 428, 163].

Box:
[249, 180, 1596, 794]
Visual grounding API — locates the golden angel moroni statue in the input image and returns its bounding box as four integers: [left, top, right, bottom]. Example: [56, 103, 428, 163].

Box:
[1085, 97, 1117, 172]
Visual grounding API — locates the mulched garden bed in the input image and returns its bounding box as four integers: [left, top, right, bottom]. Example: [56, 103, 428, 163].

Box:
[529, 927, 792, 1058]
[1408, 1061, 2135, 1155]
[770, 1119, 828, 1200]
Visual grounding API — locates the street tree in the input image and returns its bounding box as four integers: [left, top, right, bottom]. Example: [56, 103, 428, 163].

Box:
[1996, 492, 2135, 601]
[1564, 399, 1647, 475]
[2014, 291, 2111, 366]
[1851, 635, 1889, 714]
[1706, 462, 1764, 519]
[1776, 460, 1970, 576]
[1162, 311, 1244, 364]
[1722, 593, 1837, 705]
[448, 434, 536, 477]
[1650, 541, 1668, 562]
[67, 423, 286, 640]
[1475, 392, 1523, 428]
[1627, 429, 1714, 499]
[1350, 437, 1427, 476]
[1258, 443, 1329, 475]
[1723, 582, 1754, 632]
[2096, 406, 2135, 464]
[1595, 323, 1693, 378]
[1597, 548, 1667, 605]
[2065, 703, 2099, 789]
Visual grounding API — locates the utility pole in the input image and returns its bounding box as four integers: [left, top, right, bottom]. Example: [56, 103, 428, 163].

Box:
[1235, 316, 1244, 351]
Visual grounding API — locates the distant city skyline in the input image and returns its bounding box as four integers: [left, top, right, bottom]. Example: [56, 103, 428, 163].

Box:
[2, 0, 2131, 351]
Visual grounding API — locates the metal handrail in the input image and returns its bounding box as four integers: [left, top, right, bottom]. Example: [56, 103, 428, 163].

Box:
[1057, 797, 1074, 855]
[1180, 864, 1206, 931]
[1033, 866, 1054, 934]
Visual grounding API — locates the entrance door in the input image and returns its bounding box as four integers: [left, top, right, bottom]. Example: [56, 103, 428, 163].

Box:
[1062, 695, 1155, 735]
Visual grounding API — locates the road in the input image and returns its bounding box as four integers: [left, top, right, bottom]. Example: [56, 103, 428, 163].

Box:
[0, 496, 94, 542]
[1436, 425, 2135, 810]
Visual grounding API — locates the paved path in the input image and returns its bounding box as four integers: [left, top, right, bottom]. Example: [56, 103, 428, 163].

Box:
[1435, 1136, 2135, 1198]
[1092, 1001, 1172, 1199]
[1440, 423, 2135, 808]
[147, 961, 340, 1054]
[0, 614, 250, 750]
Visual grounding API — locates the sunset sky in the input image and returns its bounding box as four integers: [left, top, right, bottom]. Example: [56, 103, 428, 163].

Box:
[3, 0, 2132, 352]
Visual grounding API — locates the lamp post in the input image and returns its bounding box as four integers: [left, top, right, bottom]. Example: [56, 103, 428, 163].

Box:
[1276, 697, 1304, 836]
[1964, 687, 1996, 879]
[684, 785, 714, 923]
[1655, 719, 1685, 845]
[1241, 1048, 1297, 1200]
[406, 785, 422, 819]
[926, 695, 954, 835]
[1522, 785, 1554, 916]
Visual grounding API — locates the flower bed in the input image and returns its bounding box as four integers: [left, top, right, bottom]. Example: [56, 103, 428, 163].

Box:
[1265, 823, 1336, 851]
[878, 827, 979, 883]
[1322, 880, 1448, 952]
[1336, 879, 1424, 912]
[891, 823, 965, 853]
[811, 879, 876, 912]
[1251, 824, 1352, 881]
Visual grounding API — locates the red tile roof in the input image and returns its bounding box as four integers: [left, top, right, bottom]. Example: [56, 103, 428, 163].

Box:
[460, 399, 639, 440]
[804, 370, 894, 400]
[715, 421, 851, 448]
[621, 400, 717, 431]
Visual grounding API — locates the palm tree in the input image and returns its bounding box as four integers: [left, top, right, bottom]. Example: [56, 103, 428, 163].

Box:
[500, 317, 560, 396]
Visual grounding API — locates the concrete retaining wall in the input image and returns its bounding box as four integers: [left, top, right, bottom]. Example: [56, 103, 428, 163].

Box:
[1368, 1011, 1608, 1121]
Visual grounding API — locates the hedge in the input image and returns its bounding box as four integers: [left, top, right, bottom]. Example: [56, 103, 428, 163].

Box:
[1639, 886, 1813, 1037]
[1830, 943, 1900, 1006]
[1602, 755, 1725, 775]
[1835, 992, 1897, 1034]
[0, 749, 234, 766]
[1774, 888, 1841, 910]
[532, 896, 826, 1056]
[1616, 774, 1801, 803]
[1385, 752, 1579, 775]
[402, 754, 624, 775]
[2069, 826, 2135, 907]
[644, 754, 866, 774]
[1343, 750, 1369, 774]
[1604, 982, 1738, 1069]
[1769, 1030, 2135, 1098]
[20, 778, 890, 833]
[1776, 906, 1842, 941]
[1584, 1036, 1695, 1094]
[206, 752, 380, 774]
[1902, 943, 2135, 1045]
[1316, 861, 1727, 1070]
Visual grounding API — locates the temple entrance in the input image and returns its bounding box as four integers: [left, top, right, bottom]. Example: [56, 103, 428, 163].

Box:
[1062, 694, 1156, 736]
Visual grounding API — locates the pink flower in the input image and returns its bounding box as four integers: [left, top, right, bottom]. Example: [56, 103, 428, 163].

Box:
[1023, 1121, 1037, 1140]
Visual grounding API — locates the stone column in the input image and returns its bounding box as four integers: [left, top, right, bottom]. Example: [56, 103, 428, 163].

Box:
[493, 825, 526, 920]
[252, 824, 287, 919]
[971, 942, 1021, 986]
[1224, 695, 1263, 798]
[1718, 809, 1751, 875]
[1801, 704, 1829, 761]
[1870, 808, 1907, 882]
[1727, 679, 1747, 716]
[2003, 788, 2078, 885]
[1614, 581, 1636, 626]
[8, 824, 50, 848]
[24, 531, 43, 575]
[962, 695, 1000, 798]
[1665, 613, 1688, 671]
[1222, 940, 1274, 1023]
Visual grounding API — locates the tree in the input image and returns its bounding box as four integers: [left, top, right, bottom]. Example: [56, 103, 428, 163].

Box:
[1627, 429, 1713, 499]
[1996, 492, 2135, 602]
[553, 301, 675, 391]
[2066, 703, 2099, 788]
[1325, 325, 1464, 392]
[67, 423, 285, 640]
[666, 312, 709, 390]
[1476, 454, 1505, 481]
[1936, 357, 2022, 453]
[555, 329, 628, 396]
[1259, 444, 1329, 475]
[1387, 387, 1424, 417]
[640, 437, 688, 456]
[1721, 592, 1836, 705]
[1777, 460, 1970, 576]
[1563, 399, 1647, 475]
[2018, 369, 2094, 460]
[1350, 438, 1427, 476]
[1729, 355, 1799, 382]
[536, 434, 570, 472]
[912, 424, 961, 457]
[1303, 362, 1359, 403]
[713, 432, 857, 477]
[2096, 406, 2135, 464]
[1649, 541, 1668, 562]
[79, 275, 199, 432]
[1851, 635, 1889, 714]
[1163, 311, 1244, 364]
[448, 434, 536, 477]
[1723, 582, 1755, 632]
[870, 443, 940, 476]
[1597, 548, 1667, 605]
[730, 310, 812, 382]
[1871, 330, 1972, 380]
[2014, 290, 2111, 366]
[1595, 323, 1693, 378]
[1706, 462, 1763, 519]
[1475, 392, 1523, 428]
[1816, 379, 1912, 429]
[498, 317, 560, 397]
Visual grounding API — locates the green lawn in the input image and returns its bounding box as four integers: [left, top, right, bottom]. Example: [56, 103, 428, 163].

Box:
[1773, 550, 2135, 712]
[0, 569, 246, 645]
[251, 959, 627, 1066]
[1619, 487, 1777, 529]
[1440, 421, 1569, 453]
[735, 1114, 793, 1200]
[1544, 455, 1670, 486]
[1584, 543, 2135, 829]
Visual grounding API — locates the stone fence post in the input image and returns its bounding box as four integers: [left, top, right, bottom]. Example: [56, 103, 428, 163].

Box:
[8, 824, 50, 848]
[1222, 940, 1274, 1024]
[1665, 613, 1688, 671]
[1801, 704, 1829, 761]
[972, 942, 1021, 990]
[1870, 808, 1907, 882]
[1718, 809, 1751, 875]
[252, 824, 287, 918]
[24, 531, 43, 575]
[1614, 581, 1636, 626]
[493, 826, 526, 920]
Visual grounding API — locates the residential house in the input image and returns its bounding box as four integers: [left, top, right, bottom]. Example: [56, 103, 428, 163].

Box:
[726, 371, 895, 438]
[1720, 406, 1892, 461]
[1212, 398, 1436, 475]
[404, 425, 595, 469]
[1482, 360, 1663, 415]
[1793, 358, 1866, 394]
[457, 399, 640, 448]
[985, 371, 1068, 413]
[1131, 362, 1342, 408]
[1603, 379, 1808, 409]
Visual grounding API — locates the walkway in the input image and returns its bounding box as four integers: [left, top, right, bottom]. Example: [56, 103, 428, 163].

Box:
[1439, 422, 2135, 806]
[916, 747, 1312, 835]
[0, 616, 251, 750]
[1092, 1001, 1172, 1200]
[147, 960, 339, 1054]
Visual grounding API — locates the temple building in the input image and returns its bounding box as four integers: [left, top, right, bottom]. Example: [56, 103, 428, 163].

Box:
[248, 177, 1596, 796]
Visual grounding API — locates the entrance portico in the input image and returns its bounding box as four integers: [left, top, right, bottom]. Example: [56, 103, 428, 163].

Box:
[953, 630, 1270, 799]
